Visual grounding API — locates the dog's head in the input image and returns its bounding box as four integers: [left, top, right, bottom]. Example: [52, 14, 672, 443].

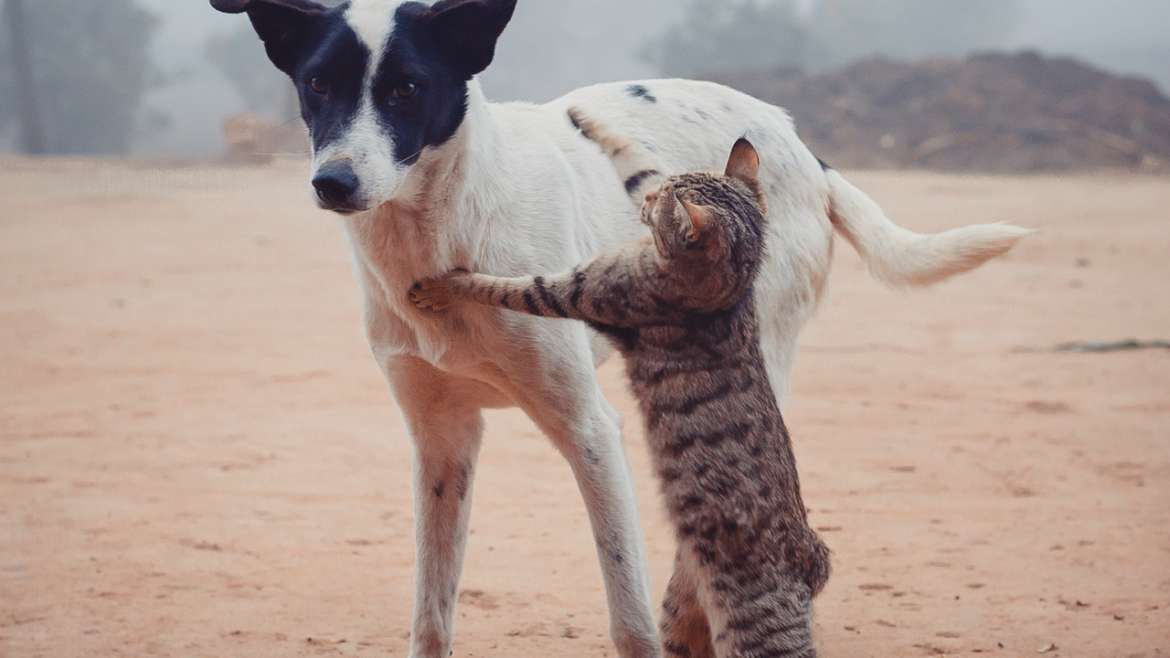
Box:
[211, 0, 516, 213]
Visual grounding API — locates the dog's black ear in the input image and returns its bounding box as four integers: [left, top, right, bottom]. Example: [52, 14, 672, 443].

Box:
[210, 0, 328, 75]
[429, 0, 518, 79]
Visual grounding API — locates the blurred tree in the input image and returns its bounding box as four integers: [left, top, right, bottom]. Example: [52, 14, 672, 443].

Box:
[644, 0, 1023, 77]
[643, 0, 810, 77]
[0, 0, 158, 155]
[809, 0, 1022, 69]
[3, 0, 46, 154]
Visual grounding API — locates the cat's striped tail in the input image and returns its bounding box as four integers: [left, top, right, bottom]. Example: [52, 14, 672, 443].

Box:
[824, 167, 1033, 287]
[569, 107, 666, 203]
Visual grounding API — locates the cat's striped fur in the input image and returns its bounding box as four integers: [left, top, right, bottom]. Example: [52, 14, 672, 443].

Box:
[411, 116, 830, 658]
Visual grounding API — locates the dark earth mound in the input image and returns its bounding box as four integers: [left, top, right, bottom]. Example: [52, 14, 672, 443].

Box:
[717, 51, 1170, 173]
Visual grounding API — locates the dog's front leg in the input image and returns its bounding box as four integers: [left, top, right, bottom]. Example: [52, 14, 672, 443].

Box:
[493, 324, 661, 658]
[385, 357, 486, 658]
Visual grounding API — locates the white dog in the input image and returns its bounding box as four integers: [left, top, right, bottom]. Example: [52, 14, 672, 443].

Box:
[211, 0, 1029, 656]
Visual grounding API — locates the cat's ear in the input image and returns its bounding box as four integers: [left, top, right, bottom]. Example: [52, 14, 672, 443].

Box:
[724, 138, 761, 187]
[676, 194, 715, 243]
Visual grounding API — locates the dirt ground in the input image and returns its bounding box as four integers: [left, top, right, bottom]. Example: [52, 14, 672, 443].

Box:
[2, 158, 1168, 658]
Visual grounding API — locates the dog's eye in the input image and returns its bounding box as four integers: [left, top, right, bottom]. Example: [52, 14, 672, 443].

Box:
[308, 77, 328, 96]
[390, 82, 419, 102]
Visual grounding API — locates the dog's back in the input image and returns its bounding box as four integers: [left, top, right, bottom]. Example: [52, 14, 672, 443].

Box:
[543, 78, 1028, 396]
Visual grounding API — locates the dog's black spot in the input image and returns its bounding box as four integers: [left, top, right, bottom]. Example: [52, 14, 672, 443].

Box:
[266, 8, 370, 155]
[373, 0, 517, 164]
[454, 463, 471, 501]
[433, 481, 446, 498]
[626, 84, 658, 103]
[583, 446, 601, 466]
[625, 169, 660, 195]
[816, 157, 832, 171]
[372, 3, 475, 166]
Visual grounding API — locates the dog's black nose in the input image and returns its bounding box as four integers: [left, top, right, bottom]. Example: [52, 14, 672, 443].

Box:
[312, 162, 360, 210]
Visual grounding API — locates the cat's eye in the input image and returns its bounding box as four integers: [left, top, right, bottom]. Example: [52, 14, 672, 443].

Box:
[390, 82, 419, 103]
[309, 77, 329, 95]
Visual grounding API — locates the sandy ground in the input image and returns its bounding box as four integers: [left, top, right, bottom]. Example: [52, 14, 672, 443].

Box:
[1, 158, 1168, 658]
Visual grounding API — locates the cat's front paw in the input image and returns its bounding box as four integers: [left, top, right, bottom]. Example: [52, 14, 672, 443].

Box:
[409, 278, 455, 312]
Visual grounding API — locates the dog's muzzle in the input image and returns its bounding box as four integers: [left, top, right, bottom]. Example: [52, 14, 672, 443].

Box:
[312, 161, 363, 214]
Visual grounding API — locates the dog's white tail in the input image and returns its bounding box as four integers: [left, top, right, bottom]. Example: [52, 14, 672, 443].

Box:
[825, 169, 1032, 287]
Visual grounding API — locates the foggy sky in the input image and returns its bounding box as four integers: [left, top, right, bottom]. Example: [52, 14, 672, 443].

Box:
[117, 0, 1170, 157]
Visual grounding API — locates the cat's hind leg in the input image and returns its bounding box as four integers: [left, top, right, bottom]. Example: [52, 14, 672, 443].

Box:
[687, 546, 817, 658]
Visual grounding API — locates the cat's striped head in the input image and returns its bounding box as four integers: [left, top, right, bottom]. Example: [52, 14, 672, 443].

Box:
[645, 139, 768, 278]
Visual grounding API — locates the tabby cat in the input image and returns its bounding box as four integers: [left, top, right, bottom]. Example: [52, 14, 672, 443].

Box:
[411, 110, 831, 658]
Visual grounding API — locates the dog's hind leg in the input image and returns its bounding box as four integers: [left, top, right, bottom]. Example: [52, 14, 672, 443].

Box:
[491, 322, 661, 658]
[385, 357, 489, 658]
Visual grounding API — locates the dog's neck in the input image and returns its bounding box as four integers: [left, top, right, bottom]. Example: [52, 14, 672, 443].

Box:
[344, 80, 506, 292]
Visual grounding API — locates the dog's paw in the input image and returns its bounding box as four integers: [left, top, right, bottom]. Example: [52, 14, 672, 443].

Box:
[409, 279, 454, 312]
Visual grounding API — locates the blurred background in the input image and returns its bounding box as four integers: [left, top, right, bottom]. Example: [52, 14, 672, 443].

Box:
[4, 4, 1170, 657]
[1, 0, 1168, 172]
